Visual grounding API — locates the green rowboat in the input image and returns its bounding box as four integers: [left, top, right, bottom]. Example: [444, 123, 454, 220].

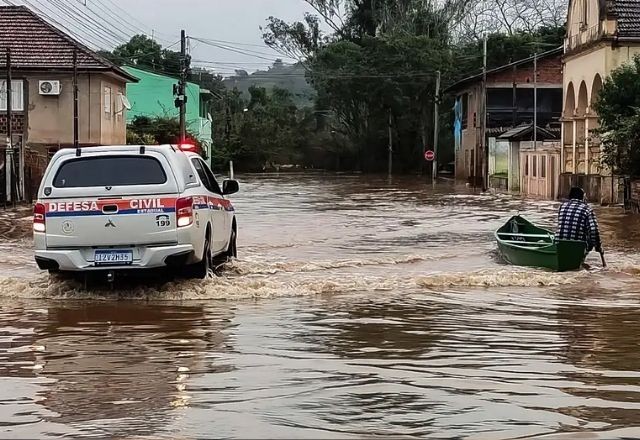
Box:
[495, 216, 587, 272]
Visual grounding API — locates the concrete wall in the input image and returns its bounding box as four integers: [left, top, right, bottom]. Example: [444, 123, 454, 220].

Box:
[453, 54, 562, 183]
[122, 66, 208, 144]
[456, 83, 480, 181]
[22, 72, 126, 148]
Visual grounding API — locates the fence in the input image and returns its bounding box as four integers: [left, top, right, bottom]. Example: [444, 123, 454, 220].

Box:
[0, 147, 48, 206]
[559, 173, 623, 205]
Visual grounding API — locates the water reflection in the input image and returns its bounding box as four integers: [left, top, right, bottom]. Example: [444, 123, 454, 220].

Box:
[21, 302, 233, 438]
[0, 175, 639, 438]
[298, 295, 442, 360]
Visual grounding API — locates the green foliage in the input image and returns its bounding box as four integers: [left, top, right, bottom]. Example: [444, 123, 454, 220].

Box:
[211, 87, 331, 172]
[100, 35, 188, 76]
[224, 61, 315, 107]
[258, 0, 564, 173]
[593, 56, 640, 176]
[127, 115, 201, 149]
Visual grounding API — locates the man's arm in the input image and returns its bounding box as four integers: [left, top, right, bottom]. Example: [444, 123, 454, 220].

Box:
[588, 209, 602, 252]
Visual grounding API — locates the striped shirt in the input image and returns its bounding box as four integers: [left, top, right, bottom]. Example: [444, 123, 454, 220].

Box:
[557, 199, 602, 251]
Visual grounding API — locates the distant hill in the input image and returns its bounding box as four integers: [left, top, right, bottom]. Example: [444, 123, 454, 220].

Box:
[223, 61, 315, 107]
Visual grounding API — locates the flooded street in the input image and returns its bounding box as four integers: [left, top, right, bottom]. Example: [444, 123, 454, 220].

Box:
[2, 174, 640, 438]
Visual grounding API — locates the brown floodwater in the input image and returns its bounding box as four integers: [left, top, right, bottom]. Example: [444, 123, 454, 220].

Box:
[1, 174, 640, 439]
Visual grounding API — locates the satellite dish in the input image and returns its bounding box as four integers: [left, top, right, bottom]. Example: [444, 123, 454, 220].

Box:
[120, 94, 132, 111]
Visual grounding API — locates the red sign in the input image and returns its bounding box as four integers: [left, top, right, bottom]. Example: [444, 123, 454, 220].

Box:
[424, 150, 435, 161]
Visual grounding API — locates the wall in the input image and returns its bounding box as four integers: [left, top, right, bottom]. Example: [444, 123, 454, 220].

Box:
[0, 114, 25, 140]
[455, 83, 480, 180]
[123, 66, 204, 140]
[566, 0, 604, 43]
[453, 54, 562, 182]
[487, 54, 563, 86]
[100, 75, 127, 145]
[24, 72, 127, 149]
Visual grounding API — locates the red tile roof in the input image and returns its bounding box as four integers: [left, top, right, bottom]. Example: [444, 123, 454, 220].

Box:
[0, 5, 137, 81]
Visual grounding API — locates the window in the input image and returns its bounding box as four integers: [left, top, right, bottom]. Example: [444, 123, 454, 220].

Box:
[581, 0, 588, 27]
[532, 156, 538, 177]
[116, 92, 123, 121]
[200, 160, 222, 194]
[0, 80, 24, 111]
[104, 86, 112, 119]
[525, 155, 529, 176]
[53, 156, 167, 188]
[541, 156, 547, 178]
[191, 158, 212, 190]
[191, 158, 222, 194]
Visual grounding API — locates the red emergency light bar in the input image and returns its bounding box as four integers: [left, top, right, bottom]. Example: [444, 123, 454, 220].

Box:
[178, 142, 198, 152]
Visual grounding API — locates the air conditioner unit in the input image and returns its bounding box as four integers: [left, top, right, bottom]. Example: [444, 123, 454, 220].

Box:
[39, 80, 61, 96]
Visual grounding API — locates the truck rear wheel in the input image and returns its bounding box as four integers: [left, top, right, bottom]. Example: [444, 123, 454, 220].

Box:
[187, 235, 211, 279]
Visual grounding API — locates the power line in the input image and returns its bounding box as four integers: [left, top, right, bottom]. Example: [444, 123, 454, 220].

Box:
[189, 36, 279, 49]
[190, 37, 296, 62]
[97, 0, 176, 44]
[47, 0, 127, 46]
[18, 0, 118, 49]
[80, 0, 149, 40]
[56, 0, 131, 43]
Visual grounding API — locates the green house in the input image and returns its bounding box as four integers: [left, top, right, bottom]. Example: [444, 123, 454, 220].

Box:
[122, 66, 212, 155]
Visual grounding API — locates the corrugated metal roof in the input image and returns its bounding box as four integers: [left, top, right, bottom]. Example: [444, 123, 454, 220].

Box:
[0, 5, 136, 81]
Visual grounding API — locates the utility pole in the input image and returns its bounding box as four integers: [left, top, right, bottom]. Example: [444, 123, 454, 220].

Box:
[432, 70, 441, 185]
[481, 33, 488, 191]
[73, 48, 79, 149]
[5, 48, 12, 204]
[179, 30, 187, 143]
[388, 108, 393, 176]
[533, 51, 538, 150]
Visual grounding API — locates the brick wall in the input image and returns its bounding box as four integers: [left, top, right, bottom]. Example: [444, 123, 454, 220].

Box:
[488, 54, 563, 85]
[0, 113, 25, 138]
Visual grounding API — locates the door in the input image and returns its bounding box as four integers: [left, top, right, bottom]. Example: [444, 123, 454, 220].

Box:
[191, 158, 228, 253]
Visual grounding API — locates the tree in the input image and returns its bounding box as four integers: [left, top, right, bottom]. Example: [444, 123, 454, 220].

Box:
[257, 0, 566, 173]
[127, 115, 201, 150]
[458, 0, 567, 40]
[593, 56, 640, 176]
[99, 35, 187, 76]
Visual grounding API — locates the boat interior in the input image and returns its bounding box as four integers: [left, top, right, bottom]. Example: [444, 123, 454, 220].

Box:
[496, 217, 554, 247]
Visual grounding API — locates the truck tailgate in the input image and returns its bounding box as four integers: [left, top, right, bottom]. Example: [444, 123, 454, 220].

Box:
[45, 196, 178, 248]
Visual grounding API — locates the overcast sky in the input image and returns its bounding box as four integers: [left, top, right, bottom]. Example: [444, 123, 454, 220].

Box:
[114, 0, 317, 74]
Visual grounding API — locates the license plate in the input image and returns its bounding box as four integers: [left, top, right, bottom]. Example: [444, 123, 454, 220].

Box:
[94, 250, 133, 266]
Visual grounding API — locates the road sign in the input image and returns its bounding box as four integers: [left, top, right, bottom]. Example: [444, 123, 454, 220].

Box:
[424, 150, 435, 161]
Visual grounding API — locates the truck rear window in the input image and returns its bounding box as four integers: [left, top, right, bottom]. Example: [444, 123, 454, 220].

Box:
[53, 156, 167, 188]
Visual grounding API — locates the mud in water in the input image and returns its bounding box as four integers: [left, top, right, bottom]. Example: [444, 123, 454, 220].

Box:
[1, 174, 640, 439]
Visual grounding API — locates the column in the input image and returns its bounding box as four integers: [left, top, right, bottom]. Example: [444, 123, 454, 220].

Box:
[572, 120, 577, 174]
[585, 117, 590, 175]
[560, 123, 565, 173]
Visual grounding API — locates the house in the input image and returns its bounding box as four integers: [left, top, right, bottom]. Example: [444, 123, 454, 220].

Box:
[562, 0, 640, 204]
[446, 49, 563, 195]
[0, 5, 138, 200]
[122, 66, 213, 157]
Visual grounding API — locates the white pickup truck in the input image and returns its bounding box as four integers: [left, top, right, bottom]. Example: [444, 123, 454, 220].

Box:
[33, 145, 238, 279]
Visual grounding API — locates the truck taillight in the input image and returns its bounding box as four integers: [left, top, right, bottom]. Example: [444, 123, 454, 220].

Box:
[33, 203, 46, 233]
[176, 197, 193, 228]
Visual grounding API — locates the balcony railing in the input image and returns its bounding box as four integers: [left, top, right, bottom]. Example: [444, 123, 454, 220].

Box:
[565, 24, 605, 52]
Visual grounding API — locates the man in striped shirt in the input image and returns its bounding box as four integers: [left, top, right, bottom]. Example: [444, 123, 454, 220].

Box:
[557, 187, 602, 254]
